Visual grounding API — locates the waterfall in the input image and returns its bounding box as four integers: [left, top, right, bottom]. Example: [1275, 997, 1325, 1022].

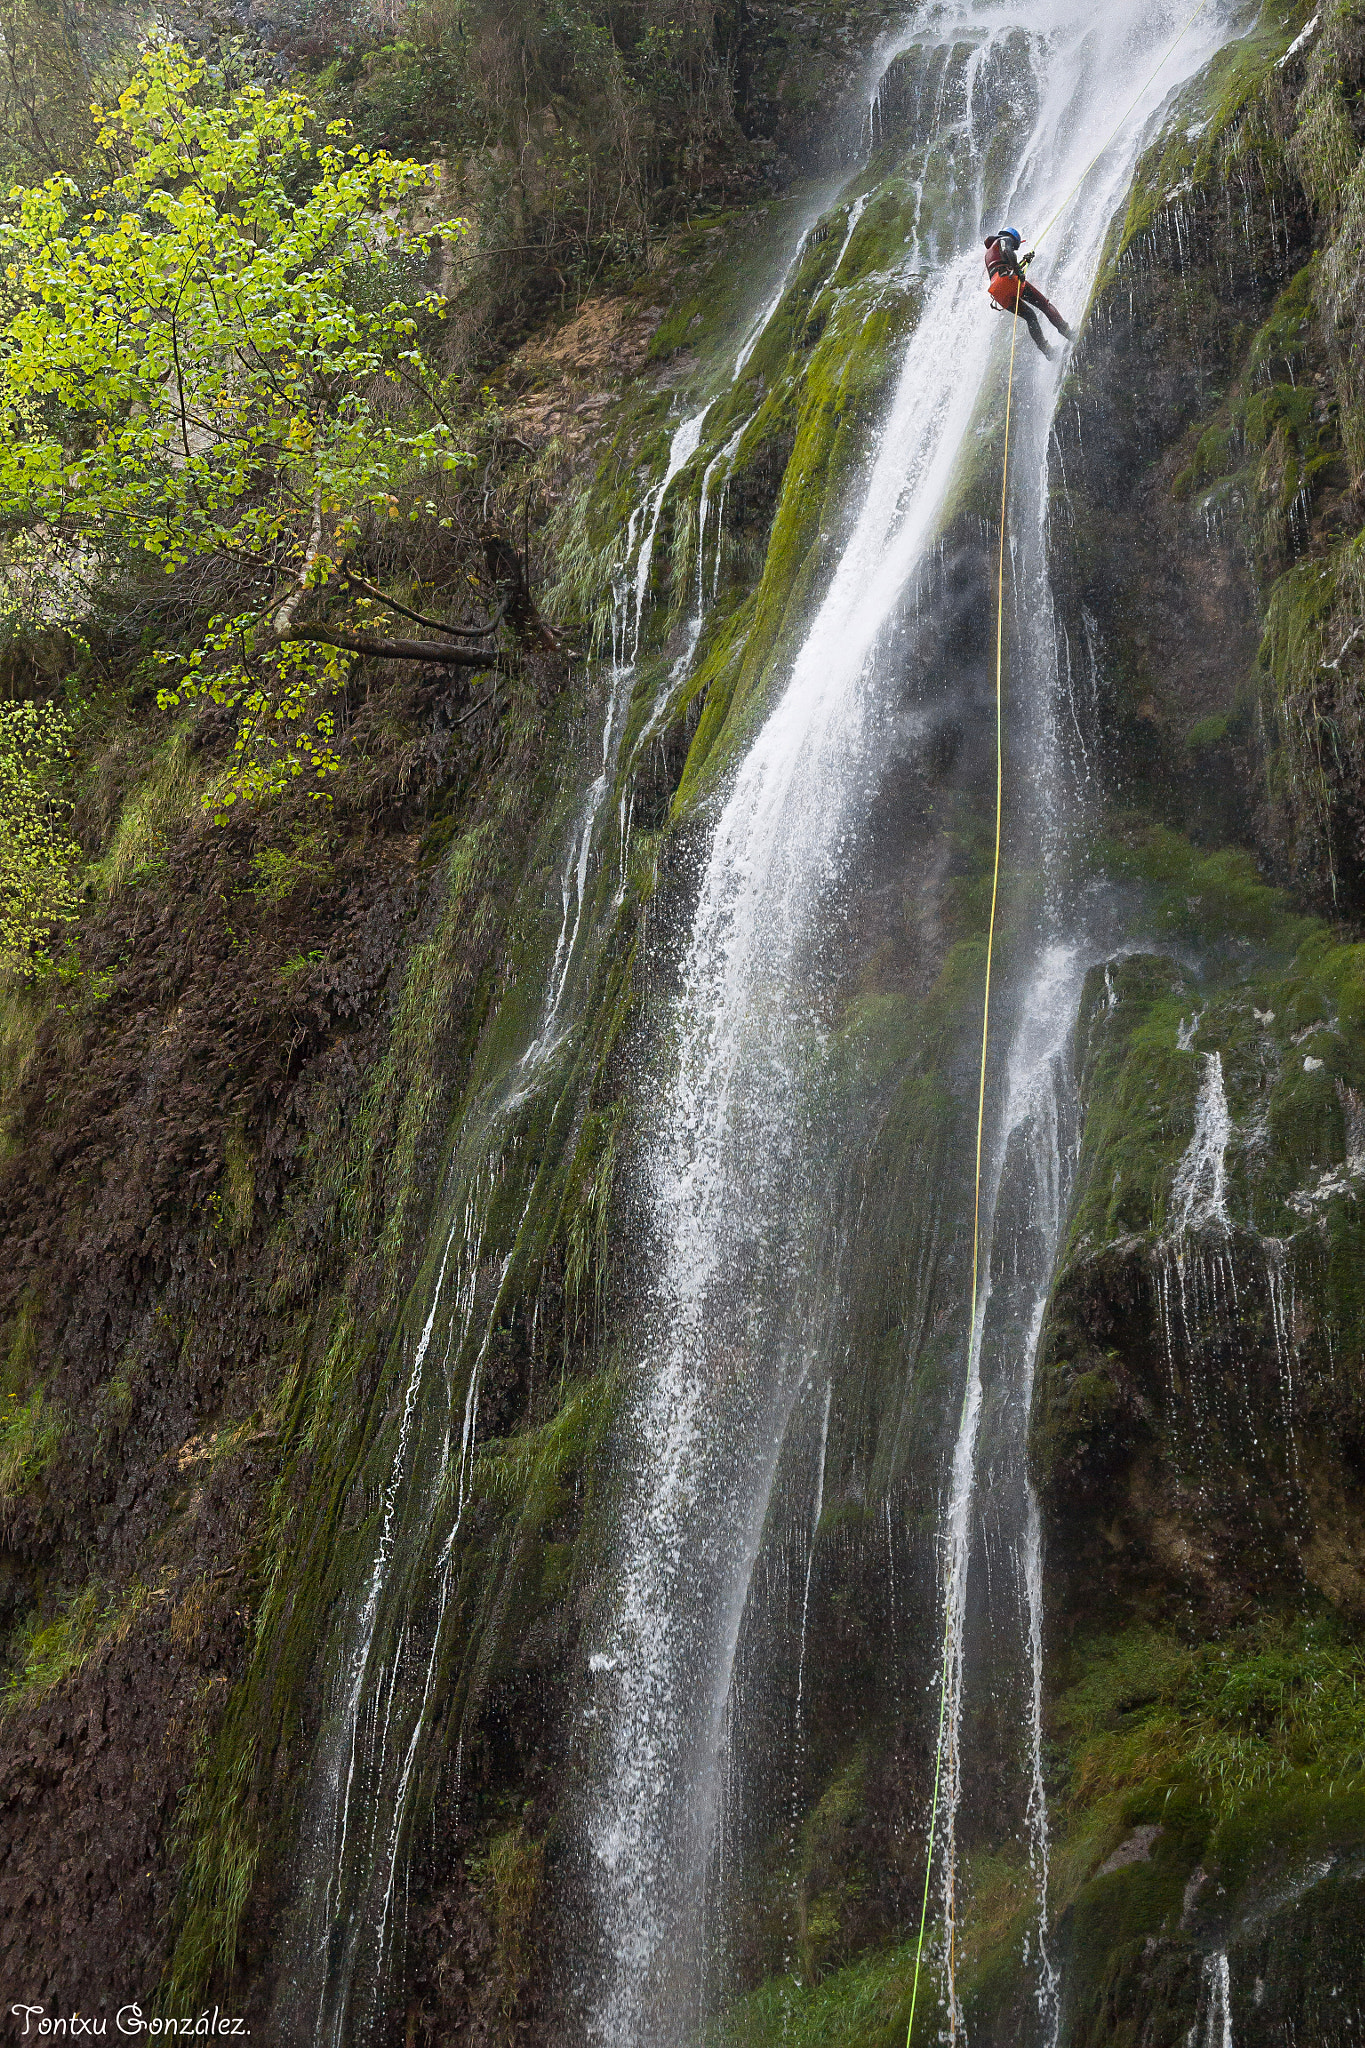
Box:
[275, 399, 741, 2038]
[582, 1, 1240, 2043]
[272, 0, 1256, 2035]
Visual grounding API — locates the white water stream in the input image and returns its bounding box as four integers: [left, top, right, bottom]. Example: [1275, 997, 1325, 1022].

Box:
[582, 1, 1240, 2042]
[282, 390, 743, 2038]
[1193, 1949, 1237, 2048]
[937, 941, 1087, 2040]
[1172, 1051, 1234, 1233]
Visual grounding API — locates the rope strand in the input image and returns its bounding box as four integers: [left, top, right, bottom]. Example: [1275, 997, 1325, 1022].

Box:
[904, 282, 1020, 2048]
[903, 8, 1216, 2037]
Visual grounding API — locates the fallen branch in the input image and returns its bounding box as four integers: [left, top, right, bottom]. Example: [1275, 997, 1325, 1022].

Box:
[452, 687, 500, 726]
[279, 625, 507, 669]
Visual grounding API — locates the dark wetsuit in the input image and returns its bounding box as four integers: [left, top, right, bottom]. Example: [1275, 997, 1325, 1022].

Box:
[983, 235, 1073, 358]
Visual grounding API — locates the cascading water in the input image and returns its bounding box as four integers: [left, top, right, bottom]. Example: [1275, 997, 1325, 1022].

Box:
[274, 412, 762, 2038]
[792, 1379, 833, 1802]
[936, 941, 1088, 2043]
[580, 1, 1244, 2043]
[272, 111, 890, 2027]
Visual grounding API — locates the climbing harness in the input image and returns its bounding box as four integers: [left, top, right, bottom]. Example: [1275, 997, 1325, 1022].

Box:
[904, 0, 1215, 2040]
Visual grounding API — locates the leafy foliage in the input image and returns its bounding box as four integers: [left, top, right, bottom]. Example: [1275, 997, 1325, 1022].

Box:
[0, 45, 468, 811]
[0, 697, 81, 974]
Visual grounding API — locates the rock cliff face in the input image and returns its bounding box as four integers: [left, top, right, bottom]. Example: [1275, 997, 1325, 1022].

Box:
[2, 1, 1364, 2044]
[1027, 16, 1365, 2038]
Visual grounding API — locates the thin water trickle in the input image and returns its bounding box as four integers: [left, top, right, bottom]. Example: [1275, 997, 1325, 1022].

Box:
[697, 424, 746, 612]
[831, 189, 873, 277]
[536, 659, 636, 1064]
[1024, 1471, 1061, 2041]
[732, 237, 812, 379]
[792, 1380, 833, 1807]
[299, 1171, 493, 2045]
[937, 942, 1085, 2039]
[1189, 1949, 1236, 2048]
[1171, 1052, 1233, 1235]
[629, 410, 708, 663]
[1264, 1236, 1301, 1477]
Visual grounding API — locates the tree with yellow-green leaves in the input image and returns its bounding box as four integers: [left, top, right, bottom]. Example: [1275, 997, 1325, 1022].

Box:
[0, 698, 79, 975]
[0, 43, 511, 816]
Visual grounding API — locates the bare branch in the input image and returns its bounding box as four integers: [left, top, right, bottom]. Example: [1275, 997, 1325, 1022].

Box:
[392, 363, 458, 434]
[343, 573, 505, 641]
[168, 292, 195, 478]
[452, 688, 500, 726]
[279, 625, 507, 670]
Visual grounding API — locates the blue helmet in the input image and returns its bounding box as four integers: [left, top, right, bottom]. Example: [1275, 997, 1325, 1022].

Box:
[1002, 226, 1023, 245]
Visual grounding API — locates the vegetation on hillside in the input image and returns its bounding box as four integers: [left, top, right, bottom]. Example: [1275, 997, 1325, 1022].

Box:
[0, 699, 80, 972]
[0, 48, 480, 808]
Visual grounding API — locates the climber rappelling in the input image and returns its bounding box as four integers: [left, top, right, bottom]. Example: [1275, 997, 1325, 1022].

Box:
[983, 227, 1073, 358]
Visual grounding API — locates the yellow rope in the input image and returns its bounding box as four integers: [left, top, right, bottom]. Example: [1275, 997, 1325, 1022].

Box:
[904, 284, 1020, 2048]
[904, 11, 1216, 2039]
